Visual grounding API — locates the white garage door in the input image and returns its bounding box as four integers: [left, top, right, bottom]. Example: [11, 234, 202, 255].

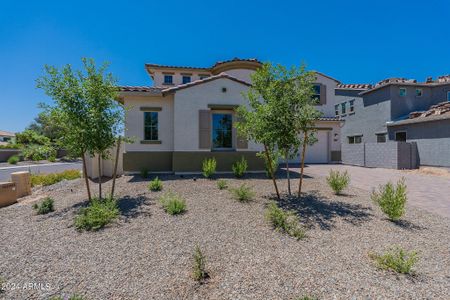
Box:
[284, 130, 329, 164]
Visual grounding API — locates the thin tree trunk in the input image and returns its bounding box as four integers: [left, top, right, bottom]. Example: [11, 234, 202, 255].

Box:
[285, 149, 291, 195]
[81, 152, 92, 201]
[98, 153, 102, 199]
[298, 131, 308, 197]
[264, 144, 280, 200]
[111, 137, 121, 198]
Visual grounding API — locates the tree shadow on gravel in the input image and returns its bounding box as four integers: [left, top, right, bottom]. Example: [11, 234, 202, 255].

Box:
[390, 219, 426, 231]
[117, 194, 152, 221]
[270, 190, 373, 230]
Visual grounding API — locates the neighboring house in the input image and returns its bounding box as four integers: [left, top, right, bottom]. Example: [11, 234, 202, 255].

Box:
[341, 76, 450, 168]
[0, 130, 15, 145]
[118, 58, 343, 173]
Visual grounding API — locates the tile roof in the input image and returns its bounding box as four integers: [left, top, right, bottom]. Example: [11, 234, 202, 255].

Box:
[118, 86, 164, 94]
[0, 130, 15, 137]
[211, 58, 261, 69]
[336, 83, 372, 90]
[162, 72, 251, 94]
[388, 101, 450, 126]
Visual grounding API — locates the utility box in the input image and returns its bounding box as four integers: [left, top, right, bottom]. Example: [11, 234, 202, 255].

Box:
[10, 171, 32, 198]
[0, 182, 17, 207]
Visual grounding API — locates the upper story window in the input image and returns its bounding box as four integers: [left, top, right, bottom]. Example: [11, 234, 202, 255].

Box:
[348, 135, 362, 144]
[447, 91, 450, 102]
[163, 75, 173, 85]
[341, 102, 346, 114]
[416, 88, 423, 97]
[335, 104, 339, 116]
[399, 87, 407, 97]
[199, 74, 209, 80]
[182, 76, 191, 84]
[212, 113, 232, 149]
[376, 133, 386, 143]
[349, 100, 355, 113]
[144, 112, 158, 141]
[312, 84, 321, 102]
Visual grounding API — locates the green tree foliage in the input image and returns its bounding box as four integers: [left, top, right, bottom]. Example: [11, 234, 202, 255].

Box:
[37, 58, 124, 200]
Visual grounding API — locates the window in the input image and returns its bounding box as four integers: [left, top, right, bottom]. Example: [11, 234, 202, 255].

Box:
[144, 112, 158, 140]
[348, 135, 362, 144]
[395, 131, 407, 142]
[212, 113, 232, 149]
[163, 75, 173, 85]
[349, 100, 355, 113]
[341, 102, 346, 114]
[416, 88, 423, 97]
[335, 104, 339, 116]
[376, 133, 386, 143]
[399, 87, 407, 97]
[447, 91, 450, 102]
[182, 76, 191, 84]
[312, 84, 320, 102]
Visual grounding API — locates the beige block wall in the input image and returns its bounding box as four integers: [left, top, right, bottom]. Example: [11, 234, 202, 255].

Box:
[124, 95, 175, 152]
[173, 77, 263, 152]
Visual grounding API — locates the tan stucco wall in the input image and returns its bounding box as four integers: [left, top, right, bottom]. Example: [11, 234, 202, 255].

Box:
[123, 95, 174, 152]
[314, 73, 339, 118]
[221, 69, 254, 84]
[173, 77, 263, 152]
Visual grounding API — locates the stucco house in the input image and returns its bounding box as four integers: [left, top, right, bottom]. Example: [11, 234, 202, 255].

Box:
[118, 58, 344, 173]
[0, 130, 15, 146]
[341, 76, 450, 168]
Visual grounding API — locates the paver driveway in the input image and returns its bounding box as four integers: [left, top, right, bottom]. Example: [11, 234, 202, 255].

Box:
[293, 164, 450, 218]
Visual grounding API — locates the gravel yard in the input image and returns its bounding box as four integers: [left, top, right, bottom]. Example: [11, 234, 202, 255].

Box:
[1, 173, 449, 299]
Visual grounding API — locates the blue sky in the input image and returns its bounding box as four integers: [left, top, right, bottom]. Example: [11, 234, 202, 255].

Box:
[1, 0, 449, 132]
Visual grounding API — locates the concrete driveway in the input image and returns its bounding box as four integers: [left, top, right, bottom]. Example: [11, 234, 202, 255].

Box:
[296, 164, 450, 218]
[0, 162, 82, 182]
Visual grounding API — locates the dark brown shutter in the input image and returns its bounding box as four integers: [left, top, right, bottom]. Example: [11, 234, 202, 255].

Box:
[199, 110, 211, 149]
[234, 114, 248, 149]
[319, 84, 327, 105]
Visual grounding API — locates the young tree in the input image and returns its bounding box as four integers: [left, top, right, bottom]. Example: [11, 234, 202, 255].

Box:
[236, 64, 281, 199]
[293, 75, 323, 196]
[37, 58, 124, 200]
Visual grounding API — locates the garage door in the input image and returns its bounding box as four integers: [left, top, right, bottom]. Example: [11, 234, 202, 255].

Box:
[284, 130, 330, 164]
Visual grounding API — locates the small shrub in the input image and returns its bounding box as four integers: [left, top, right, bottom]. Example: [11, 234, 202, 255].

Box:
[326, 169, 350, 195]
[232, 156, 248, 178]
[257, 150, 279, 178]
[159, 192, 186, 215]
[32, 197, 54, 215]
[265, 202, 305, 240]
[216, 179, 228, 190]
[369, 246, 418, 275]
[371, 178, 407, 221]
[0, 276, 5, 293]
[21, 144, 56, 161]
[202, 157, 216, 178]
[148, 177, 163, 191]
[140, 168, 149, 179]
[230, 184, 255, 202]
[193, 245, 208, 282]
[31, 169, 81, 187]
[74, 197, 119, 231]
[48, 156, 56, 162]
[7, 155, 19, 165]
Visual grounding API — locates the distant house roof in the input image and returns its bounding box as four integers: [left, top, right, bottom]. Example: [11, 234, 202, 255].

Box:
[0, 130, 15, 137]
[360, 76, 450, 95]
[162, 72, 251, 94]
[336, 83, 372, 90]
[388, 101, 450, 126]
